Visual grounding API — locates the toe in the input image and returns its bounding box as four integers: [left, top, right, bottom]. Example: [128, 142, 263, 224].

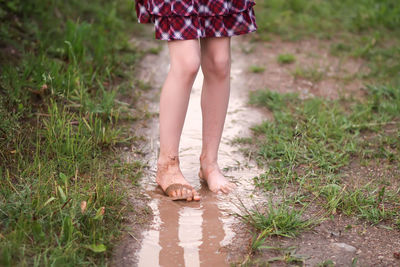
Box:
[220, 186, 230, 194]
[173, 189, 179, 198]
[180, 188, 186, 198]
[192, 189, 201, 201]
[183, 188, 190, 198]
[228, 182, 236, 190]
[171, 190, 177, 198]
[211, 187, 221, 194]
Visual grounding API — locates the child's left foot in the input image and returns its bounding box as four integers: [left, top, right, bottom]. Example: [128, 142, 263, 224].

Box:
[199, 162, 236, 194]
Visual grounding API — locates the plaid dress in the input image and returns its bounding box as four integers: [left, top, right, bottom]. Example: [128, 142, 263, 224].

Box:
[134, 0, 257, 41]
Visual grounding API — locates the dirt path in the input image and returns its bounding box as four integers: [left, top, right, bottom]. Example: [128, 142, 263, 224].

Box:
[134, 37, 268, 267]
[113, 33, 400, 266]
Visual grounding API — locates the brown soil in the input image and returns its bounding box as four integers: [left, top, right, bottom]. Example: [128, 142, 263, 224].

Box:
[238, 36, 368, 100]
[242, 215, 400, 266]
[236, 35, 367, 100]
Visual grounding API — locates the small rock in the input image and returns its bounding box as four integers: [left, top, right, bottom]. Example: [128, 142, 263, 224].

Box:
[332, 242, 357, 253]
[378, 255, 384, 260]
[330, 231, 341, 237]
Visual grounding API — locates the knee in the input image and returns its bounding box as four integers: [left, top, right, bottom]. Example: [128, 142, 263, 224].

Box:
[171, 54, 201, 79]
[202, 53, 231, 79]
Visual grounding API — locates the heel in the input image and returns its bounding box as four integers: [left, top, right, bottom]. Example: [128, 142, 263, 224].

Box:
[198, 168, 205, 181]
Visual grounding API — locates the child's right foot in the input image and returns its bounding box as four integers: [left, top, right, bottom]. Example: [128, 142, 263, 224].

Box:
[156, 156, 200, 201]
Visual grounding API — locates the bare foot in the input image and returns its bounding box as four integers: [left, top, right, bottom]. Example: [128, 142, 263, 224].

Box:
[156, 156, 200, 201]
[198, 162, 236, 194]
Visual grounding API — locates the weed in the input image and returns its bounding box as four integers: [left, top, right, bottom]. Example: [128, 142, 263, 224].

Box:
[277, 53, 296, 64]
[239, 201, 313, 239]
[249, 90, 298, 111]
[292, 64, 325, 83]
[317, 259, 335, 267]
[146, 45, 163, 55]
[249, 65, 266, 73]
[237, 200, 313, 266]
[330, 43, 353, 56]
[115, 160, 146, 186]
[232, 137, 254, 145]
[136, 79, 153, 91]
[395, 217, 400, 230]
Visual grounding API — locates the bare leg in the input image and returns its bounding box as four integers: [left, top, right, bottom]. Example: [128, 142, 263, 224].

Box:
[156, 39, 201, 201]
[198, 37, 236, 194]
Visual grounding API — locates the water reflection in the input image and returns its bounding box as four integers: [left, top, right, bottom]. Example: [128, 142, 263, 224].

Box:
[179, 206, 202, 267]
[158, 199, 186, 267]
[198, 190, 228, 267]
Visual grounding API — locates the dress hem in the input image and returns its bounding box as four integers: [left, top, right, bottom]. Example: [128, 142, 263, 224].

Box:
[155, 26, 257, 41]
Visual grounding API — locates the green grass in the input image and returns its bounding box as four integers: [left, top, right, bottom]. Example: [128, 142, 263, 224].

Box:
[239, 201, 313, 239]
[246, 87, 400, 224]
[0, 0, 147, 266]
[238, 85, 400, 263]
[292, 64, 325, 83]
[237, 200, 313, 266]
[277, 53, 296, 64]
[316, 260, 335, 267]
[254, 0, 400, 39]
[249, 65, 266, 73]
[254, 0, 400, 84]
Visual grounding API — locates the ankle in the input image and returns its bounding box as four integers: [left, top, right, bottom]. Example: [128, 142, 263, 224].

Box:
[199, 154, 219, 170]
[157, 154, 180, 169]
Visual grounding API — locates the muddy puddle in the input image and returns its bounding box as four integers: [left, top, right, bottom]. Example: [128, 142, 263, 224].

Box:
[126, 37, 267, 267]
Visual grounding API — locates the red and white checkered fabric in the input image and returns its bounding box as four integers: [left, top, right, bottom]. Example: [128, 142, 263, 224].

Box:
[135, 0, 257, 40]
